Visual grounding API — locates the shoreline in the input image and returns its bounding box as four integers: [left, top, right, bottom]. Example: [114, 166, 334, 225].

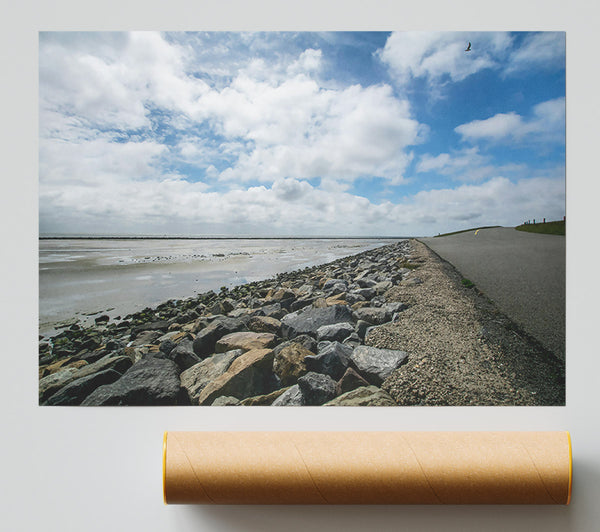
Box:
[38, 239, 565, 406]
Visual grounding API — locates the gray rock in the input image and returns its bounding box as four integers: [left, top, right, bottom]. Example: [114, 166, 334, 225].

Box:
[45, 369, 122, 406]
[39, 368, 77, 403]
[373, 280, 393, 294]
[352, 307, 390, 325]
[281, 304, 353, 339]
[180, 350, 243, 404]
[304, 341, 352, 380]
[130, 330, 161, 347]
[324, 385, 397, 406]
[355, 320, 371, 339]
[297, 372, 337, 405]
[271, 384, 305, 406]
[350, 346, 408, 386]
[168, 340, 201, 372]
[211, 395, 240, 406]
[72, 354, 133, 380]
[353, 287, 376, 300]
[192, 317, 245, 358]
[322, 278, 348, 291]
[316, 322, 354, 343]
[81, 356, 185, 406]
[383, 302, 408, 314]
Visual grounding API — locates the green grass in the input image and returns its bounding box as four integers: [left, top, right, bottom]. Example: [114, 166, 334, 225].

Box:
[461, 278, 475, 289]
[434, 225, 500, 237]
[515, 220, 565, 235]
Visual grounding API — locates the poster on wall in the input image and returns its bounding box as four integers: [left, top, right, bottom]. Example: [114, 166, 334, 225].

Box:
[38, 31, 565, 407]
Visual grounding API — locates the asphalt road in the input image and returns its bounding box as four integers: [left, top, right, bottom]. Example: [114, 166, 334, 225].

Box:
[420, 227, 565, 361]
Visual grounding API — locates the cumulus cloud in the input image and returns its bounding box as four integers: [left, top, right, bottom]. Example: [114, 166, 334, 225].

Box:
[378, 31, 512, 86]
[40, 171, 565, 237]
[455, 97, 565, 143]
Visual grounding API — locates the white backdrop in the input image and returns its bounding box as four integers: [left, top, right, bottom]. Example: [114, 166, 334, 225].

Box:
[2, 1, 599, 530]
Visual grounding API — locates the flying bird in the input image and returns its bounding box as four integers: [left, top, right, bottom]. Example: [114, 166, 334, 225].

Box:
[465, 42, 472, 52]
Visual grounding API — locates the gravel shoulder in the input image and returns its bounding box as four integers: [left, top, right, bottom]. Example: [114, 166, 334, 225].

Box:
[372, 240, 565, 406]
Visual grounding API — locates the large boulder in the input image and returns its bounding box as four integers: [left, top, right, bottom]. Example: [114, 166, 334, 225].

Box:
[240, 387, 291, 406]
[180, 350, 243, 404]
[324, 385, 397, 406]
[215, 331, 277, 353]
[247, 316, 282, 335]
[45, 369, 122, 406]
[272, 342, 313, 386]
[197, 349, 275, 405]
[352, 307, 390, 325]
[304, 341, 352, 380]
[297, 372, 337, 406]
[192, 317, 245, 357]
[72, 354, 132, 380]
[39, 368, 77, 403]
[281, 305, 353, 339]
[316, 322, 354, 343]
[167, 340, 201, 372]
[350, 346, 408, 386]
[81, 356, 185, 406]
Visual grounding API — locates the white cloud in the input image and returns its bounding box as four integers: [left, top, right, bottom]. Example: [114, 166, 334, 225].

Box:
[455, 98, 565, 143]
[506, 32, 565, 74]
[378, 31, 512, 86]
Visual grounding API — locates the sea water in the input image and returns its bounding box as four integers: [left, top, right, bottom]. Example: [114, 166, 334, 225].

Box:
[39, 238, 398, 335]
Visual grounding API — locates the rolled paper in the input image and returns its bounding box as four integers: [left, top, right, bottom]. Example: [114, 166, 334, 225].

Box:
[163, 431, 572, 505]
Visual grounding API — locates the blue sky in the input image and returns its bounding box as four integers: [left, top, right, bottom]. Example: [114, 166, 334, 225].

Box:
[39, 31, 565, 236]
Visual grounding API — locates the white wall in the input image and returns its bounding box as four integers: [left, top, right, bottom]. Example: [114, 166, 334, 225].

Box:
[2, 1, 599, 530]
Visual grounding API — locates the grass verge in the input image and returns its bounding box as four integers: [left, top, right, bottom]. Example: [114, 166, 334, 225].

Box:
[515, 220, 565, 235]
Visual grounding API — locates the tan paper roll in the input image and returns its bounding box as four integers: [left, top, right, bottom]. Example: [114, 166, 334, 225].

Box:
[163, 431, 572, 505]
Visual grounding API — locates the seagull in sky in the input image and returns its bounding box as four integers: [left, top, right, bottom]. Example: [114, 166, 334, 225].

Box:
[465, 42, 472, 52]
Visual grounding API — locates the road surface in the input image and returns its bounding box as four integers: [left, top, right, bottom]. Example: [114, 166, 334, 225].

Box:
[420, 227, 565, 361]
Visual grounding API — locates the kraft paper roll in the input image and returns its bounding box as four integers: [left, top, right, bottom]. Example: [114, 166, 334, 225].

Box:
[163, 431, 572, 505]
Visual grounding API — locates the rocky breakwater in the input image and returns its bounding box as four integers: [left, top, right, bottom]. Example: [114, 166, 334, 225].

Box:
[39, 240, 420, 406]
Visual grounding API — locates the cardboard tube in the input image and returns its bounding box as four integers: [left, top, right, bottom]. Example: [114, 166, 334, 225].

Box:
[163, 431, 572, 505]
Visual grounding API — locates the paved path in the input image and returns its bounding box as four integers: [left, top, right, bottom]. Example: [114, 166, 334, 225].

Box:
[420, 227, 565, 361]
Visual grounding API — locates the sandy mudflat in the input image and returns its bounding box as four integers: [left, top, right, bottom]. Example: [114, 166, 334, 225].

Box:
[39, 238, 395, 335]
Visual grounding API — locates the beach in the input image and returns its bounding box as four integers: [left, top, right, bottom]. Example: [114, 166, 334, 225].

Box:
[39, 237, 395, 335]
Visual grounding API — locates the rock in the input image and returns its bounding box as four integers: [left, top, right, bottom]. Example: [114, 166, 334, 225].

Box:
[373, 280, 393, 294]
[297, 372, 337, 406]
[304, 341, 352, 380]
[131, 320, 170, 338]
[273, 334, 318, 356]
[281, 304, 354, 339]
[324, 385, 397, 406]
[192, 317, 245, 358]
[240, 387, 291, 406]
[352, 307, 390, 325]
[215, 331, 277, 353]
[210, 299, 235, 315]
[259, 303, 284, 319]
[325, 293, 347, 306]
[197, 349, 275, 405]
[72, 354, 133, 381]
[353, 287, 376, 300]
[336, 367, 370, 395]
[211, 396, 240, 406]
[247, 316, 282, 335]
[350, 346, 408, 386]
[81, 356, 186, 406]
[271, 384, 305, 406]
[94, 314, 110, 324]
[45, 369, 122, 406]
[130, 330, 161, 347]
[273, 343, 313, 386]
[39, 368, 77, 403]
[159, 339, 177, 355]
[322, 278, 347, 291]
[355, 320, 372, 340]
[180, 350, 243, 404]
[383, 302, 408, 314]
[316, 322, 354, 343]
[167, 340, 201, 372]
